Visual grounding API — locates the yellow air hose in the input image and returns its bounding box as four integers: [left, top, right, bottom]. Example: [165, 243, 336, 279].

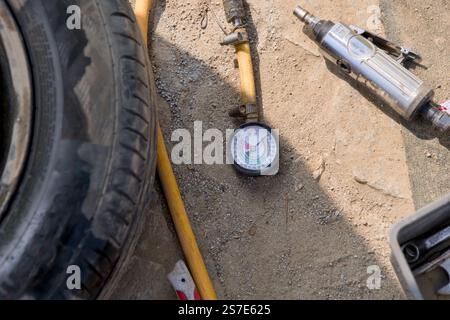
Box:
[132, 0, 217, 300]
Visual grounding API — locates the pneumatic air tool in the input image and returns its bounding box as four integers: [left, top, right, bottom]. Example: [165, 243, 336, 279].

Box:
[293, 6, 450, 133]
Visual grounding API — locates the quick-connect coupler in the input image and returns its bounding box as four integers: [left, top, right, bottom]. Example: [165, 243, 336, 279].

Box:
[294, 6, 450, 133]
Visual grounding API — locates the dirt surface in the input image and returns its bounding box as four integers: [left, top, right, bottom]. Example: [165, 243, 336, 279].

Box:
[112, 0, 449, 299]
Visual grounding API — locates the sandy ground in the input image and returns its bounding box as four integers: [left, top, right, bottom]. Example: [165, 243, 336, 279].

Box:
[111, 0, 450, 299]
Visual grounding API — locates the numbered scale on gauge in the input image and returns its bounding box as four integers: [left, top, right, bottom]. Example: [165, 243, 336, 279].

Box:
[229, 123, 279, 176]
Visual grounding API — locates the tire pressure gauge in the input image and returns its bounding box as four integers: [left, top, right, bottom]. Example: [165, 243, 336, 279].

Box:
[229, 122, 279, 176]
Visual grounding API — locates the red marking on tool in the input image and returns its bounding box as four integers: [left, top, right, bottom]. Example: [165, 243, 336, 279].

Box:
[440, 100, 450, 115]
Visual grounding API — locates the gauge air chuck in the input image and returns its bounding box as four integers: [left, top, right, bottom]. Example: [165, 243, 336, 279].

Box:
[294, 6, 450, 133]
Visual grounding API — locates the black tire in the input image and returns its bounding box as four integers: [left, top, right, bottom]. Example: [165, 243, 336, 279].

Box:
[0, 0, 157, 299]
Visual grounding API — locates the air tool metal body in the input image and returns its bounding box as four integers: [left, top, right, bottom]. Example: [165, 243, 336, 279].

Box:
[294, 6, 450, 133]
[221, 0, 279, 176]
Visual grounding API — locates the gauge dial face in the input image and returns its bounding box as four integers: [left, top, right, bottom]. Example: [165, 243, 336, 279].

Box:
[230, 123, 278, 175]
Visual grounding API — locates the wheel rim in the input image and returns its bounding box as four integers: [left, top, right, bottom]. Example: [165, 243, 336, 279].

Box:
[0, 1, 32, 221]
